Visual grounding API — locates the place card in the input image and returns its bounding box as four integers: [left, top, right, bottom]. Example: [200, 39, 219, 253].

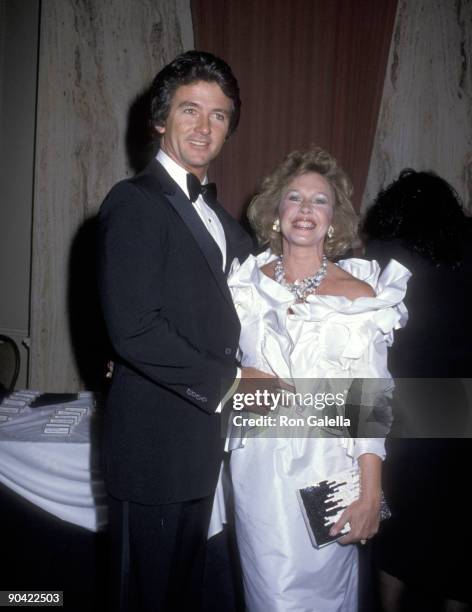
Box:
[0, 405, 21, 414]
[49, 416, 77, 425]
[63, 406, 88, 415]
[12, 391, 38, 401]
[54, 410, 82, 425]
[1, 398, 26, 407]
[43, 424, 71, 435]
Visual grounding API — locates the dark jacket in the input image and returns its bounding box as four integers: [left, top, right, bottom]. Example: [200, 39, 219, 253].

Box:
[98, 159, 252, 504]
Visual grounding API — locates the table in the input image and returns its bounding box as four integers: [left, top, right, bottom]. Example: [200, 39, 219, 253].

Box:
[0, 391, 108, 611]
[0, 390, 106, 531]
[0, 391, 245, 611]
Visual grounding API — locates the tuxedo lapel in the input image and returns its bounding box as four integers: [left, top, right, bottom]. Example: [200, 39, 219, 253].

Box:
[144, 160, 234, 308]
[212, 202, 254, 275]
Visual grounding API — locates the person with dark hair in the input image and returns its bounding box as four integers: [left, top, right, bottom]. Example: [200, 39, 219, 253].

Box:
[98, 50, 270, 612]
[150, 50, 241, 138]
[363, 169, 472, 611]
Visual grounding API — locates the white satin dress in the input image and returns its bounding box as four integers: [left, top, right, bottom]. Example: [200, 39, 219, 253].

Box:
[226, 250, 410, 612]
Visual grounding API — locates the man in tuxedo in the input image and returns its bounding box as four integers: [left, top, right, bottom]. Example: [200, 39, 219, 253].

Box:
[98, 51, 271, 611]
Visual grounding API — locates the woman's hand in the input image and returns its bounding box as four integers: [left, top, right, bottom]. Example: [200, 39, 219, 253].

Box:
[330, 494, 381, 545]
[329, 452, 382, 545]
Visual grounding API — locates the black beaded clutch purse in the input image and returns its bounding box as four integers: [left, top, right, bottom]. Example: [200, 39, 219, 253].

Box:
[297, 467, 391, 548]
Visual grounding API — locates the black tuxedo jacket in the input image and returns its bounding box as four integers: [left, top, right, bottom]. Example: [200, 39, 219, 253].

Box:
[98, 159, 252, 504]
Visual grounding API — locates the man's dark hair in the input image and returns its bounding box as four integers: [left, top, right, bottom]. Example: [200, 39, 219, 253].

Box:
[150, 50, 241, 137]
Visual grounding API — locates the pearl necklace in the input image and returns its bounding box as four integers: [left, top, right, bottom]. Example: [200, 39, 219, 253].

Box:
[274, 255, 328, 302]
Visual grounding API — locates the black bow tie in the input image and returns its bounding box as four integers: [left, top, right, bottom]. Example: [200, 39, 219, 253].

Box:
[187, 173, 218, 207]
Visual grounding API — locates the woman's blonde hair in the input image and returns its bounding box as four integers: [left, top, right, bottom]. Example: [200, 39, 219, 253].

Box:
[248, 147, 359, 258]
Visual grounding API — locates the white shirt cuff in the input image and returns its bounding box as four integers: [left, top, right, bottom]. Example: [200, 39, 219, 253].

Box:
[215, 367, 241, 413]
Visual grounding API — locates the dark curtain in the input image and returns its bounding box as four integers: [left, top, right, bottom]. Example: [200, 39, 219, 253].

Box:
[191, 0, 397, 217]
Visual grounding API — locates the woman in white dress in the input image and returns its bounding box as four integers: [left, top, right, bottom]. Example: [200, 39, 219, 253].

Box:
[227, 148, 410, 612]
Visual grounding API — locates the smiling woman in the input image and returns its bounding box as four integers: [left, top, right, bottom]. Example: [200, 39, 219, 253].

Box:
[279, 172, 334, 254]
[221, 146, 410, 612]
[249, 147, 358, 260]
[249, 147, 372, 302]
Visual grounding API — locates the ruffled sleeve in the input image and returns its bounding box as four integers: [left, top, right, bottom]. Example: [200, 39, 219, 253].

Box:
[227, 255, 269, 371]
[286, 258, 411, 461]
[287, 258, 410, 380]
[227, 252, 294, 377]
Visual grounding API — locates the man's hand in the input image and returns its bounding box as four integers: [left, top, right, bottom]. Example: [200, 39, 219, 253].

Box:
[235, 367, 294, 414]
[106, 360, 114, 379]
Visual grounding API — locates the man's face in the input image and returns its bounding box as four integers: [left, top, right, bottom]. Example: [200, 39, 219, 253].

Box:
[156, 80, 233, 181]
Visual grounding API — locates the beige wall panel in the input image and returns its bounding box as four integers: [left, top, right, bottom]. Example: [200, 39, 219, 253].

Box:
[362, 0, 472, 213]
[30, 0, 193, 390]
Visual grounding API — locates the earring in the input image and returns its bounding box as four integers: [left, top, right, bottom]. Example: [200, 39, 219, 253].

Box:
[327, 225, 334, 238]
[272, 218, 280, 232]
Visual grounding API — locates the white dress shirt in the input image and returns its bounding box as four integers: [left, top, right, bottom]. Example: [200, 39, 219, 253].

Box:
[156, 149, 226, 271]
[156, 149, 239, 411]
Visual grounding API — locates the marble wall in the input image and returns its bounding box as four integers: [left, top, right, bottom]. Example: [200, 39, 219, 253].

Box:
[362, 0, 472, 212]
[30, 0, 193, 391]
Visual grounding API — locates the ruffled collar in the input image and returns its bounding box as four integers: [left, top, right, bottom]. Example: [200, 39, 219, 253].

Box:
[228, 249, 411, 324]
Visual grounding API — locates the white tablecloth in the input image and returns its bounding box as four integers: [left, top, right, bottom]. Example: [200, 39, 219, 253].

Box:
[0, 391, 106, 532]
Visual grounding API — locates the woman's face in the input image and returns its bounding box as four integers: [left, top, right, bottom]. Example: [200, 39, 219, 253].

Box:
[278, 172, 335, 250]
